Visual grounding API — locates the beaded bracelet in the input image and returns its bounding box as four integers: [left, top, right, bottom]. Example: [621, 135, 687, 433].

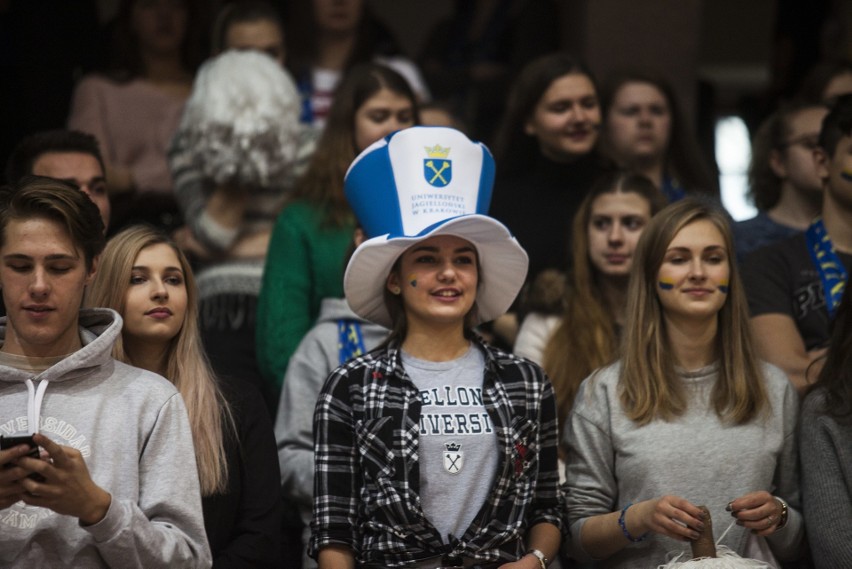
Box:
[618, 502, 649, 542]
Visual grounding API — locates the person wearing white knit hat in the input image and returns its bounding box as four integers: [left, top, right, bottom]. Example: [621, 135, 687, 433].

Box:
[310, 126, 562, 569]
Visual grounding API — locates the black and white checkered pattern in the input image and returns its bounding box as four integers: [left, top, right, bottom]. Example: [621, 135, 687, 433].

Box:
[309, 338, 563, 566]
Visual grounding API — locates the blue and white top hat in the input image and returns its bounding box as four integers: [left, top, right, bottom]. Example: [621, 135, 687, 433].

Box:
[343, 126, 529, 328]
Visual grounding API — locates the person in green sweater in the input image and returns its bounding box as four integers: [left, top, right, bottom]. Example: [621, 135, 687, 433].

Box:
[257, 62, 419, 392]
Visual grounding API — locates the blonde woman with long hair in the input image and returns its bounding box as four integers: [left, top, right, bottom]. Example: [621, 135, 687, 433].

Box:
[86, 225, 280, 567]
[563, 199, 804, 567]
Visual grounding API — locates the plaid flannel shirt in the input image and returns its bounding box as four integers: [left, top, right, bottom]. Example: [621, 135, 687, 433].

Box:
[309, 337, 563, 567]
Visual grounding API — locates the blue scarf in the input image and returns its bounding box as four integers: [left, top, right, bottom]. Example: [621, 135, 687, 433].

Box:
[805, 217, 848, 319]
[337, 320, 366, 365]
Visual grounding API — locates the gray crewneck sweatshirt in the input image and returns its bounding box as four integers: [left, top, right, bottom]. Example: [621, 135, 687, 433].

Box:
[563, 361, 804, 568]
[0, 308, 211, 568]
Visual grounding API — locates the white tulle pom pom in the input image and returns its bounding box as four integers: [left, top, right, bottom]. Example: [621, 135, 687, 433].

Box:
[174, 50, 302, 188]
[656, 545, 775, 568]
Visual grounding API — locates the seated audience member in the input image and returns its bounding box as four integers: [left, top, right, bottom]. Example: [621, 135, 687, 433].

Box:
[564, 199, 803, 567]
[87, 226, 280, 568]
[276, 232, 388, 569]
[5, 129, 111, 230]
[0, 177, 210, 567]
[800, 287, 852, 568]
[489, 53, 612, 348]
[68, 0, 206, 232]
[491, 53, 611, 289]
[210, 1, 285, 66]
[169, 49, 303, 414]
[600, 70, 718, 202]
[283, 0, 430, 129]
[170, 0, 312, 263]
[256, 63, 418, 394]
[742, 94, 852, 394]
[734, 102, 828, 260]
[514, 172, 665, 436]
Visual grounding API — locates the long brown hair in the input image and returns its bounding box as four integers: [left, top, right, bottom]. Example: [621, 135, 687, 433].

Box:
[86, 225, 234, 495]
[493, 53, 598, 176]
[290, 62, 419, 227]
[619, 199, 768, 425]
[542, 172, 665, 429]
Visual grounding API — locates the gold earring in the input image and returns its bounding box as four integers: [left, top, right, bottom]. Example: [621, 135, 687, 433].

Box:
[391, 286, 401, 295]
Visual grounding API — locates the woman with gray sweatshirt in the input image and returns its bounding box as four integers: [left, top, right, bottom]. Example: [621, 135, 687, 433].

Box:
[563, 199, 804, 568]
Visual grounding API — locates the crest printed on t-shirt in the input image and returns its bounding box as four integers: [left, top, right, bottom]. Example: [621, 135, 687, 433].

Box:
[443, 441, 463, 474]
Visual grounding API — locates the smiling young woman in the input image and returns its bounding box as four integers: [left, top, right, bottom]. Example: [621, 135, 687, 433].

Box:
[86, 225, 281, 567]
[514, 172, 666, 434]
[490, 53, 613, 296]
[562, 199, 805, 568]
[256, 63, 420, 396]
[310, 127, 562, 568]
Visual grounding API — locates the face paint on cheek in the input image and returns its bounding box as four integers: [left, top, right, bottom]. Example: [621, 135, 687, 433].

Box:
[718, 280, 730, 294]
[408, 274, 417, 287]
[658, 278, 675, 291]
[841, 169, 852, 182]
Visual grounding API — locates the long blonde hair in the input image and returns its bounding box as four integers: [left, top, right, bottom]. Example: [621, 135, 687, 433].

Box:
[542, 172, 665, 430]
[85, 225, 234, 495]
[620, 198, 768, 425]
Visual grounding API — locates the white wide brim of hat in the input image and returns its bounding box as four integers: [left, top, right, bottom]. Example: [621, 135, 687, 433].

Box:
[344, 214, 529, 329]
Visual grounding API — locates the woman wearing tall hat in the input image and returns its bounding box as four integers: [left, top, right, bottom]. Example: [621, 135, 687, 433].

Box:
[309, 127, 562, 568]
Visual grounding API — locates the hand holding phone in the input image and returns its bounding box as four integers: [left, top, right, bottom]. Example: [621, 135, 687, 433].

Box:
[1, 435, 40, 461]
[1, 435, 45, 481]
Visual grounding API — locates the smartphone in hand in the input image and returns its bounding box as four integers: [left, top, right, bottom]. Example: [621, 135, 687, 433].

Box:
[1, 434, 44, 481]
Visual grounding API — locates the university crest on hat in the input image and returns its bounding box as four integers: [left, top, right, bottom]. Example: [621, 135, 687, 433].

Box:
[342, 126, 529, 328]
[344, 126, 494, 240]
[424, 144, 452, 187]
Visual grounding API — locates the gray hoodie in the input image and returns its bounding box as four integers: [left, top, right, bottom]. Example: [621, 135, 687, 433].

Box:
[275, 298, 387, 567]
[0, 308, 212, 568]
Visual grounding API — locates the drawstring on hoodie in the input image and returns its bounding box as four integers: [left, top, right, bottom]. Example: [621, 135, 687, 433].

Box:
[25, 378, 49, 435]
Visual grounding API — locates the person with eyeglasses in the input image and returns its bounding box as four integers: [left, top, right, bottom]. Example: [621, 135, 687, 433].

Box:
[733, 101, 828, 261]
[742, 95, 852, 395]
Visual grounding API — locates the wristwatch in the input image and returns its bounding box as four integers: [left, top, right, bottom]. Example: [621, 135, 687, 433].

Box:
[526, 548, 547, 569]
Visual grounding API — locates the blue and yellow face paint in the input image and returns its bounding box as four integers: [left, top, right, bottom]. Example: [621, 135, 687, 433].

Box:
[718, 280, 730, 294]
[408, 273, 417, 288]
[842, 169, 852, 183]
[658, 278, 675, 291]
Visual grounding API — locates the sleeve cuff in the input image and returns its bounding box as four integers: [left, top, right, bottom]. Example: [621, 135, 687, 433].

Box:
[80, 496, 124, 543]
[197, 209, 240, 250]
